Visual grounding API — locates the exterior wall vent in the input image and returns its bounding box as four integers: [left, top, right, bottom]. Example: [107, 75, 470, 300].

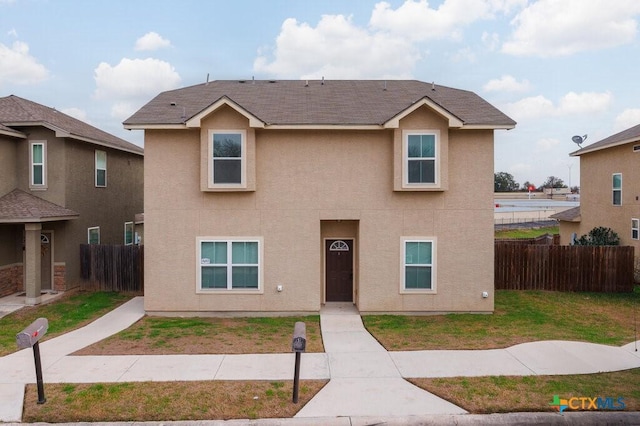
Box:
[633, 144, 640, 152]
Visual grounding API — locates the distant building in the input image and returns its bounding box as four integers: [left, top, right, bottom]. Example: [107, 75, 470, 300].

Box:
[553, 124, 640, 264]
[0, 95, 143, 304]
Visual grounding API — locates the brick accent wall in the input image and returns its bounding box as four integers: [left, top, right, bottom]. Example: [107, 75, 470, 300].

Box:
[0, 263, 23, 298]
[54, 263, 66, 292]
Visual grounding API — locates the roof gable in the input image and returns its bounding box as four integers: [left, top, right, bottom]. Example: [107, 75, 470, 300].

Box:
[124, 80, 516, 130]
[0, 95, 143, 155]
[572, 123, 640, 156]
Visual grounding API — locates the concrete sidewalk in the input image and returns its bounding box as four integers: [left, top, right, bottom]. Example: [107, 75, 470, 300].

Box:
[1, 297, 640, 423]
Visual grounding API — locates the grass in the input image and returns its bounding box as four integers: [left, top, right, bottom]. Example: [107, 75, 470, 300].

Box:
[8, 288, 640, 420]
[495, 225, 559, 239]
[74, 315, 324, 355]
[411, 369, 640, 413]
[23, 380, 328, 422]
[362, 288, 640, 350]
[0, 290, 132, 356]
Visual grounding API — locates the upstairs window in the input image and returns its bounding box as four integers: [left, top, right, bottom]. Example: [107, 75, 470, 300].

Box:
[404, 132, 438, 186]
[632, 218, 639, 240]
[30, 141, 46, 188]
[95, 150, 107, 187]
[210, 131, 245, 186]
[612, 173, 622, 206]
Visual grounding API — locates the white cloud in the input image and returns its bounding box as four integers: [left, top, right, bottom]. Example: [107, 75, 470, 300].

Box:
[0, 41, 49, 86]
[7, 28, 18, 37]
[483, 75, 531, 92]
[502, 0, 640, 57]
[505, 91, 612, 120]
[254, 15, 418, 79]
[369, 0, 522, 42]
[94, 57, 181, 119]
[254, 0, 530, 79]
[557, 91, 612, 115]
[505, 95, 554, 120]
[60, 107, 93, 125]
[613, 108, 640, 132]
[134, 32, 172, 51]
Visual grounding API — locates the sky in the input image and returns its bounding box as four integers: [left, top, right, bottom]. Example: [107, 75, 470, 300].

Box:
[2, 0, 640, 189]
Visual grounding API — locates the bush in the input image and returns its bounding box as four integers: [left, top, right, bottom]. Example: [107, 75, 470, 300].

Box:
[574, 227, 620, 246]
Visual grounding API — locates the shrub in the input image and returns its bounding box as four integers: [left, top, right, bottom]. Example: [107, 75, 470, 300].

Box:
[574, 227, 620, 246]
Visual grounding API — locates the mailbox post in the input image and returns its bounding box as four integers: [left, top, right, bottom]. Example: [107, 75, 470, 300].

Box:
[291, 321, 306, 403]
[17, 318, 48, 404]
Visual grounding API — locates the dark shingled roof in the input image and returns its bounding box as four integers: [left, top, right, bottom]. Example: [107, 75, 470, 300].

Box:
[549, 206, 581, 222]
[0, 95, 143, 155]
[124, 80, 516, 128]
[0, 189, 79, 223]
[0, 122, 25, 138]
[572, 123, 640, 156]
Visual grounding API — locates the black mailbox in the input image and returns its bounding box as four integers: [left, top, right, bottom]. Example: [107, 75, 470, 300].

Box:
[17, 318, 48, 349]
[292, 321, 306, 352]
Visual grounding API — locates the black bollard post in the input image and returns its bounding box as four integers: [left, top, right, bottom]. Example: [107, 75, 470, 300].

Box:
[32, 341, 46, 404]
[291, 321, 306, 404]
[293, 351, 301, 403]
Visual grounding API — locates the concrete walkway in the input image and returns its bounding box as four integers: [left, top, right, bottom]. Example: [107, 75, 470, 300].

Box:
[295, 302, 466, 417]
[1, 297, 640, 422]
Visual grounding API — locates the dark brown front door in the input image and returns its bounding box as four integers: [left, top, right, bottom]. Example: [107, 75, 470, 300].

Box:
[325, 239, 353, 302]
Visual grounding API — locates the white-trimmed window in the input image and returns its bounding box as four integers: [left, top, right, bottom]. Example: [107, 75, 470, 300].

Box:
[612, 173, 622, 206]
[124, 222, 134, 245]
[632, 218, 639, 240]
[209, 130, 245, 187]
[403, 131, 438, 186]
[197, 238, 261, 291]
[88, 227, 100, 244]
[95, 150, 107, 187]
[401, 238, 436, 292]
[30, 141, 46, 188]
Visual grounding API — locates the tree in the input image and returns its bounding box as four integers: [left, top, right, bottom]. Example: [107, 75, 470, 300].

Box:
[574, 227, 620, 246]
[541, 175, 566, 189]
[494, 172, 519, 192]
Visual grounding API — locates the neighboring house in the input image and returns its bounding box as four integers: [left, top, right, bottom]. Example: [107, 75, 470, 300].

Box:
[553, 124, 640, 258]
[0, 95, 143, 304]
[124, 79, 515, 315]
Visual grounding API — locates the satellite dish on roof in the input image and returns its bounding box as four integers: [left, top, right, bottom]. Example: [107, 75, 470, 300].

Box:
[572, 134, 587, 147]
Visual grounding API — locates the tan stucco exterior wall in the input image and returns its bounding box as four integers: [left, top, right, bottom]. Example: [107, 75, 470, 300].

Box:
[143, 106, 496, 314]
[571, 144, 640, 256]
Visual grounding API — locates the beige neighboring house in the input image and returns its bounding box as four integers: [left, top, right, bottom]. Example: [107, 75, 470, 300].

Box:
[0, 95, 144, 304]
[553, 124, 640, 262]
[124, 79, 515, 315]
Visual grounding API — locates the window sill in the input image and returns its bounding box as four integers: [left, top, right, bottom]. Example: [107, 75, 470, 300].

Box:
[400, 289, 437, 295]
[197, 288, 264, 295]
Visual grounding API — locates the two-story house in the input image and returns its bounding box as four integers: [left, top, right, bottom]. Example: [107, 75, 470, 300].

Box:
[124, 79, 515, 315]
[0, 95, 144, 304]
[554, 124, 640, 272]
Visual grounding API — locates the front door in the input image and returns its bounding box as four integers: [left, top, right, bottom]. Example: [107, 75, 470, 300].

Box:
[325, 239, 353, 302]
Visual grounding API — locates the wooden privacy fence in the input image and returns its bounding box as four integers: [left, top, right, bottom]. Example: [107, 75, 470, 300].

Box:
[495, 244, 635, 292]
[80, 244, 144, 292]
